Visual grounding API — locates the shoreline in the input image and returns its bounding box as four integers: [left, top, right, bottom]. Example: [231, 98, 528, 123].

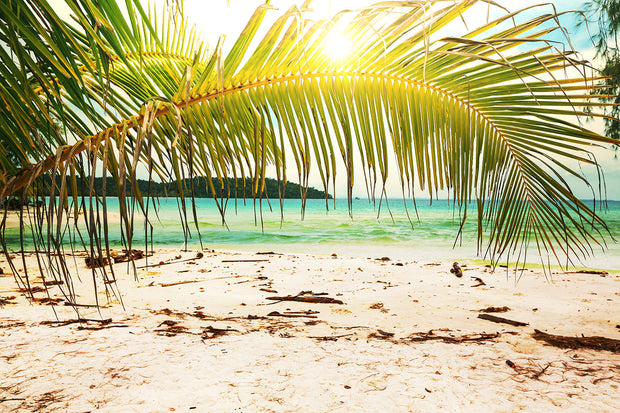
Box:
[1, 247, 619, 411]
[2, 232, 619, 275]
[3, 197, 620, 271]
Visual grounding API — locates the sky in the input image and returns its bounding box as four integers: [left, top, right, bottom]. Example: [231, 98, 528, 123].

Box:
[183, 1, 598, 50]
[48, 0, 619, 200]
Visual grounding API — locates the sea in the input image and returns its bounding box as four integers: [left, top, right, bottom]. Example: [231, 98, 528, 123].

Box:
[3, 198, 620, 271]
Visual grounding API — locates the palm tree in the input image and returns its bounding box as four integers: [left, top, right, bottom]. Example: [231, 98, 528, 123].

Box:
[0, 0, 616, 307]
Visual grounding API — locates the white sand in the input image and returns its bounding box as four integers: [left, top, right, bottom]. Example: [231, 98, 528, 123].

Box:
[1, 248, 619, 412]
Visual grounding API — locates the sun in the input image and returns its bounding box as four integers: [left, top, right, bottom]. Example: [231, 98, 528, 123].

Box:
[325, 29, 351, 61]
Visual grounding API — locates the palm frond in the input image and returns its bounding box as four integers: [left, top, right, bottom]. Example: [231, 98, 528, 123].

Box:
[0, 0, 617, 307]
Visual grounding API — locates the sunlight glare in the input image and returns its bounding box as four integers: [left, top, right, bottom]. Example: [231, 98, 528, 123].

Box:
[326, 29, 351, 61]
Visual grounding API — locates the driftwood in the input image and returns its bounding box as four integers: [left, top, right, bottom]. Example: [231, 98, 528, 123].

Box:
[563, 270, 609, 275]
[532, 329, 620, 353]
[246, 314, 268, 320]
[310, 333, 355, 341]
[40, 318, 112, 327]
[75, 318, 112, 324]
[369, 329, 395, 339]
[85, 256, 110, 269]
[0, 398, 26, 402]
[298, 290, 327, 296]
[159, 280, 202, 287]
[478, 313, 528, 327]
[266, 295, 344, 305]
[77, 324, 128, 331]
[0, 295, 16, 306]
[222, 259, 269, 263]
[202, 325, 237, 339]
[404, 331, 502, 344]
[137, 252, 204, 269]
[267, 311, 318, 319]
[0, 321, 25, 328]
[112, 249, 145, 263]
[155, 320, 189, 336]
[479, 306, 511, 313]
[32, 297, 63, 305]
[471, 277, 486, 287]
[151, 308, 247, 323]
[19, 286, 46, 294]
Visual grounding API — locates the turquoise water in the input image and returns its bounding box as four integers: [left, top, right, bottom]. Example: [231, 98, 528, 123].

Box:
[4, 198, 620, 270]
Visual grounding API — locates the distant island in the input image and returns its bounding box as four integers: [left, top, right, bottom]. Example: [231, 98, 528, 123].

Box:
[17, 176, 330, 201]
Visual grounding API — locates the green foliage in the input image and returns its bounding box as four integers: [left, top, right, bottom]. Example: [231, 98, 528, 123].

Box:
[583, 0, 620, 56]
[54, 176, 331, 199]
[0, 197, 23, 211]
[582, 0, 620, 140]
[597, 56, 620, 141]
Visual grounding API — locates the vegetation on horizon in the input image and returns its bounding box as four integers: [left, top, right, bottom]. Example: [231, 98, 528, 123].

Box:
[0, 0, 618, 307]
[62, 177, 332, 200]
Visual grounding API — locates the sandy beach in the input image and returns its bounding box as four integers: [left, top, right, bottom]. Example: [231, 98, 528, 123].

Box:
[0, 248, 619, 412]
